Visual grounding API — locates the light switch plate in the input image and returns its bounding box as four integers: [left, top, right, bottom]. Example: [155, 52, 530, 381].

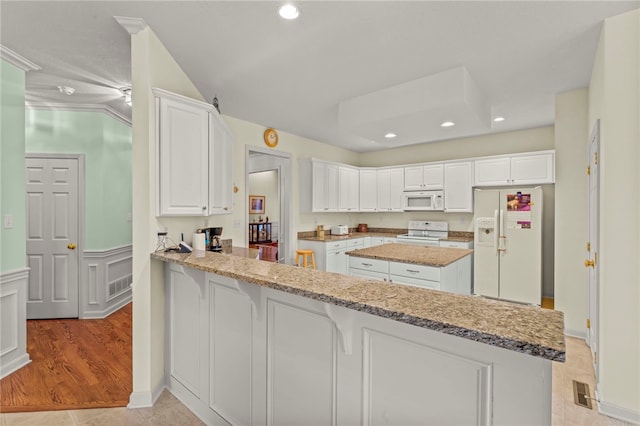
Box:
[3, 214, 13, 229]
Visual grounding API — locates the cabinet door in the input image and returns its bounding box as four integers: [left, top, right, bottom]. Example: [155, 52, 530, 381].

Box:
[312, 161, 339, 212]
[326, 164, 339, 211]
[511, 153, 554, 184]
[209, 114, 233, 214]
[339, 166, 359, 212]
[157, 96, 210, 216]
[422, 164, 444, 189]
[377, 169, 391, 211]
[404, 166, 424, 191]
[444, 162, 473, 212]
[474, 157, 511, 186]
[359, 169, 378, 212]
[388, 168, 405, 211]
[326, 249, 347, 274]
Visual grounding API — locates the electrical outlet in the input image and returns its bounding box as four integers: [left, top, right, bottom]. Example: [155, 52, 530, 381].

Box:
[3, 214, 13, 229]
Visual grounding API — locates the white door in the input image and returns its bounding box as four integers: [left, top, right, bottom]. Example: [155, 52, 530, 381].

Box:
[499, 187, 543, 305]
[586, 121, 600, 379]
[473, 189, 500, 298]
[25, 156, 79, 319]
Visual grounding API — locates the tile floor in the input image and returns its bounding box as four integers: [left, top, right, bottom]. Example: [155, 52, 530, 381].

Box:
[0, 337, 632, 425]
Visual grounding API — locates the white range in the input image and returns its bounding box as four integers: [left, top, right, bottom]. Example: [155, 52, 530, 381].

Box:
[396, 220, 448, 247]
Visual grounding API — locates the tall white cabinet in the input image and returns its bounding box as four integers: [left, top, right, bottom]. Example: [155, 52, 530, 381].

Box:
[444, 162, 474, 212]
[377, 167, 404, 212]
[153, 88, 233, 217]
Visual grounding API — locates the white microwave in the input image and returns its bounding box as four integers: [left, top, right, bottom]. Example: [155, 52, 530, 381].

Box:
[402, 190, 444, 211]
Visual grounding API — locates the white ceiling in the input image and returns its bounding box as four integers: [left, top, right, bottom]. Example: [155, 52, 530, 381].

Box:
[2, 1, 638, 152]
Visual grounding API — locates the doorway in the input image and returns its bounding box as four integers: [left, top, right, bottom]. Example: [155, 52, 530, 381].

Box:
[586, 120, 600, 381]
[245, 147, 292, 264]
[25, 154, 84, 319]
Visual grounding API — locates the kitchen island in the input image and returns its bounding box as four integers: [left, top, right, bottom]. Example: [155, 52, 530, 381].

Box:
[153, 249, 564, 425]
[347, 243, 473, 294]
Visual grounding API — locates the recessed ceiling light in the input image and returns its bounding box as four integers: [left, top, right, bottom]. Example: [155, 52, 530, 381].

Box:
[279, 4, 299, 20]
[493, 116, 505, 122]
[384, 132, 397, 139]
[440, 121, 455, 128]
[58, 85, 75, 96]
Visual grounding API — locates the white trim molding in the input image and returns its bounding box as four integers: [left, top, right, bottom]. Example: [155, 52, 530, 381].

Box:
[114, 16, 148, 35]
[80, 245, 133, 319]
[598, 397, 640, 425]
[0, 45, 41, 71]
[128, 381, 165, 409]
[0, 268, 32, 379]
[25, 102, 131, 127]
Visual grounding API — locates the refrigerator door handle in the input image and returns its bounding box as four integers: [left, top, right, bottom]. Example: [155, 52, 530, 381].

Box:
[493, 209, 499, 250]
[498, 209, 507, 252]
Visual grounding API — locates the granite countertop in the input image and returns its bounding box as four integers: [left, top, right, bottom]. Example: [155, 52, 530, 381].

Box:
[151, 249, 565, 362]
[298, 231, 401, 242]
[346, 243, 473, 267]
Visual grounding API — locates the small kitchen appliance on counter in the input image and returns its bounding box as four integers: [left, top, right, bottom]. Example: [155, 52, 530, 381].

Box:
[357, 223, 368, 232]
[396, 221, 448, 247]
[331, 225, 349, 235]
[197, 227, 224, 252]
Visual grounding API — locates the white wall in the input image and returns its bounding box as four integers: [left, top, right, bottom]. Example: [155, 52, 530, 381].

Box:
[248, 170, 278, 227]
[554, 89, 589, 337]
[588, 9, 640, 422]
[129, 25, 209, 406]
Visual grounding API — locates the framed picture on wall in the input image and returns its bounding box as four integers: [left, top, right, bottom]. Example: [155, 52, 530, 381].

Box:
[249, 195, 265, 214]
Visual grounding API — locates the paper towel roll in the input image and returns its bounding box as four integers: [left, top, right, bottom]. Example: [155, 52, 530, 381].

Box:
[193, 233, 206, 251]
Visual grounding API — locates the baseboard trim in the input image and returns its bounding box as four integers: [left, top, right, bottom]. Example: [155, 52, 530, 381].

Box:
[81, 292, 132, 319]
[598, 398, 640, 425]
[0, 354, 31, 380]
[564, 328, 587, 339]
[127, 380, 165, 409]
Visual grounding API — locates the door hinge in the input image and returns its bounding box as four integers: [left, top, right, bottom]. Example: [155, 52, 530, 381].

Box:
[587, 165, 591, 175]
[594, 152, 598, 165]
[587, 318, 591, 329]
[594, 352, 597, 363]
[587, 242, 591, 252]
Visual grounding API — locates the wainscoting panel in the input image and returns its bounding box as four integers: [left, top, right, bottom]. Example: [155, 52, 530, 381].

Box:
[81, 245, 131, 319]
[0, 269, 31, 379]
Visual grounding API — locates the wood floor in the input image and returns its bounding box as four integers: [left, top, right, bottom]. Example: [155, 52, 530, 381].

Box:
[0, 303, 132, 413]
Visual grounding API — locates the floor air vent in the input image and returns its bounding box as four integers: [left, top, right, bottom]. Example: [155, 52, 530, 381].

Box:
[572, 380, 593, 409]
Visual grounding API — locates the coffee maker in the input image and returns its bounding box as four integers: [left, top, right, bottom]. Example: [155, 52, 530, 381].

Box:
[197, 227, 223, 252]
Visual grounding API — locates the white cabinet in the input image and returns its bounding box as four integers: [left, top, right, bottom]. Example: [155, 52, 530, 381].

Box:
[298, 240, 347, 273]
[348, 256, 389, 281]
[369, 236, 396, 247]
[359, 168, 378, 212]
[209, 118, 233, 214]
[444, 162, 474, 212]
[154, 88, 233, 216]
[404, 164, 444, 191]
[439, 240, 473, 249]
[299, 159, 339, 212]
[377, 167, 404, 212]
[474, 152, 554, 186]
[339, 166, 359, 212]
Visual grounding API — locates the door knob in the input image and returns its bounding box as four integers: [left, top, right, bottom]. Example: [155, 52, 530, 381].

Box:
[68, 243, 77, 250]
[584, 259, 595, 268]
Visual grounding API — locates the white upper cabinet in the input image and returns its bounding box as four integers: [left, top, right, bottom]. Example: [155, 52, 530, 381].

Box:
[474, 152, 554, 186]
[310, 160, 339, 212]
[444, 162, 474, 212]
[359, 168, 378, 212]
[377, 167, 404, 212]
[404, 164, 444, 190]
[339, 166, 359, 212]
[154, 88, 233, 217]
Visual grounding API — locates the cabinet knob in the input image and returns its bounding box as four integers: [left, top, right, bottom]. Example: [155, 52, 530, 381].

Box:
[224, 207, 228, 211]
[202, 206, 207, 210]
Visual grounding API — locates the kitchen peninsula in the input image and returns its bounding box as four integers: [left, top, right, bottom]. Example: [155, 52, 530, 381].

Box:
[153, 249, 564, 425]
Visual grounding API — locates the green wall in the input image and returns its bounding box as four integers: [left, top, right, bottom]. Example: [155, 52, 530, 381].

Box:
[0, 61, 27, 273]
[25, 109, 132, 250]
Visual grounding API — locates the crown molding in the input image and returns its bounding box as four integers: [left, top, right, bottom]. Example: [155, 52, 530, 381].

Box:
[0, 45, 41, 72]
[114, 16, 148, 35]
[25, 102, 132, 127]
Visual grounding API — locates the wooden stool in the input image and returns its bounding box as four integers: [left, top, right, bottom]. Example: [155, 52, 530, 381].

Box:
[295, 249, 316, 269]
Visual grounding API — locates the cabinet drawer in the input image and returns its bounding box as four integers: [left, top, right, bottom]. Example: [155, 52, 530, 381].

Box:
[325, 241, 348, 251]
[348, 257, 389, 274]
[347, 238, 364, 249]
[389, 261, 440, 282]
[389, 274, 440, 291]
[349, 268, 388, 282]
[439, 240, 473, 249]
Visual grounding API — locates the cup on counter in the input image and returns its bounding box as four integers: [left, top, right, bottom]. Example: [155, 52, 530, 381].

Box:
[193, 233, 206, 251]
[316, 225, 325, 238]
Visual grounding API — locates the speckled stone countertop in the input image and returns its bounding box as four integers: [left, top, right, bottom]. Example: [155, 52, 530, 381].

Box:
[346, 243, 472, 267]
[298, 231, 402, 242]
[151, 249, 564, 362]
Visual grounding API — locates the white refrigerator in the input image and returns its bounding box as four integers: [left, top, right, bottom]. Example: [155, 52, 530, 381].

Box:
[473, 187, 543, 305]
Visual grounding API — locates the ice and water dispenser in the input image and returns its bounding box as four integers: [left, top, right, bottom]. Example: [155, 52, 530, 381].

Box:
[475, 216, 497, 247]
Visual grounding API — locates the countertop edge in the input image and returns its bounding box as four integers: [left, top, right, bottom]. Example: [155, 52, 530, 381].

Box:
[151, 251, 565, 362]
